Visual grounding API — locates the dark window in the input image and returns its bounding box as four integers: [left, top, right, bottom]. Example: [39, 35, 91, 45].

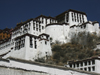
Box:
[81, 62, 83, 66]
[36, 28, 38, 31]
[88, 61, 91, 65]
[33, 23, 35, 25]
[33, 23, 35, 30]
[84, 68, 87, 71]
[34, 39, 37, 49]
[45, 41, 47, 45]
[69, 64, 72, 67]
[45, 19, 47, 24]
[80, 68, 83, 70]
[92, 60, 95, 64]
[84, 61, 87, 66]
[46, 36, 49, 40]
[72, 13, 74, 21]
[50, 19, 51, 23]
[82, 15, 84, 23]
[36, 24, 38, 28]
[80, 14, 82, 23]
[77, 13, 79, 22]
[92, 66, 95, 71]
[30, 37, 33, 48]
[33, 27, 35, 30]
[66, 13, 69, 22]
[88, 67, 91, 71]
[74, 13, 76, 22]
[42, 26, 44, 29]
[77, 63, 79, 67]
[41, 17, 43, 23]
[57, 15, 65, 23]
[74, 63, 75, 68]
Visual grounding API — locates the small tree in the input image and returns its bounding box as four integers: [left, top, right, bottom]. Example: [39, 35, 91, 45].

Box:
[53, 52, 60, 60]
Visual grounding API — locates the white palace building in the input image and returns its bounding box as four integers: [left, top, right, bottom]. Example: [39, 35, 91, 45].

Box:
[0, 9, 100, 60]
[0, 9, 100, 74]
[0, 9, 100, 61]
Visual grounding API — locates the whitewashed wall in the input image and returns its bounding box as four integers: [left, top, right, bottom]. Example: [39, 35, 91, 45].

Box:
[0, 58, 99, 75]
[0, 67, 49, 75]
[68, 12, 88, 26]
[95, 59, 100, 73]
[45, 24, 70, 43]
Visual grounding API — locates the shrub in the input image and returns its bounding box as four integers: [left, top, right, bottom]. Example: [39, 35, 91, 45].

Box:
[35, 58, 45, 63]
[53, 52, 60, 60]
[52, 45, 61, 51]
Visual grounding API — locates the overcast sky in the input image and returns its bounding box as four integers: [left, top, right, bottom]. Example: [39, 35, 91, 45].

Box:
[0, 0, 100, 29]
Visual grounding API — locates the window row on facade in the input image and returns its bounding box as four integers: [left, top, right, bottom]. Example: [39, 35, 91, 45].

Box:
[57, 15, 65, 23]
[12, 23, 31, 37]
[69, 60, 95, 68]
[33, 23, 44, 32]
[15, 37, 25, 50]
[15, 36, 38, 50]
[66, 13, 69, 22]
[29, 37, 37, 49]
[38, 17, 56, 24]
[80, 66, 95, 71]
[12, 29, 20, 36]
[71, 12, 84, 23]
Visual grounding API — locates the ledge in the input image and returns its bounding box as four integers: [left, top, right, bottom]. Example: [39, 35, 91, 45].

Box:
[6, 57, 100, 75]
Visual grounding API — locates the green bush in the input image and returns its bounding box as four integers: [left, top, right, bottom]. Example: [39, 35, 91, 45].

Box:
[52, 45, 61, 51]
[53, 52, 60, 60]
[35, 58, 45, 63]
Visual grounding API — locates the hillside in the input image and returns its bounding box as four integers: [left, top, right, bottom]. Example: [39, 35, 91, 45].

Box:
[35, 32, 100, 66]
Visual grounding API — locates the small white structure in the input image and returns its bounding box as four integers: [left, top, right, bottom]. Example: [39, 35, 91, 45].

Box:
[66, 56, 100, 74]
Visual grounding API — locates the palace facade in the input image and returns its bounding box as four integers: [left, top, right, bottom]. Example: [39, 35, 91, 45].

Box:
[0, 9, 100, 63]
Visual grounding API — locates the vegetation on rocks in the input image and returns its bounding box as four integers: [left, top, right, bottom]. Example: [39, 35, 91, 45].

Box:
[36, 32, 100, 66]
[51, 32, 100, 65]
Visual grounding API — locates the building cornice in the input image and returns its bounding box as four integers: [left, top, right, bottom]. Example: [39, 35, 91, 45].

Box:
[56, 9, 87, 18]
[15, 33, 38, 40]
[92, 21, 99, 25]
[46, 23, 69, 27]
[12, 19, 41, 32]
[68, 56, 100, 64]
[39, 33, 49, 37]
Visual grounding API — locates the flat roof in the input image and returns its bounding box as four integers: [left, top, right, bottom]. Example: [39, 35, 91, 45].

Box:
[56, 9, 87, 18]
